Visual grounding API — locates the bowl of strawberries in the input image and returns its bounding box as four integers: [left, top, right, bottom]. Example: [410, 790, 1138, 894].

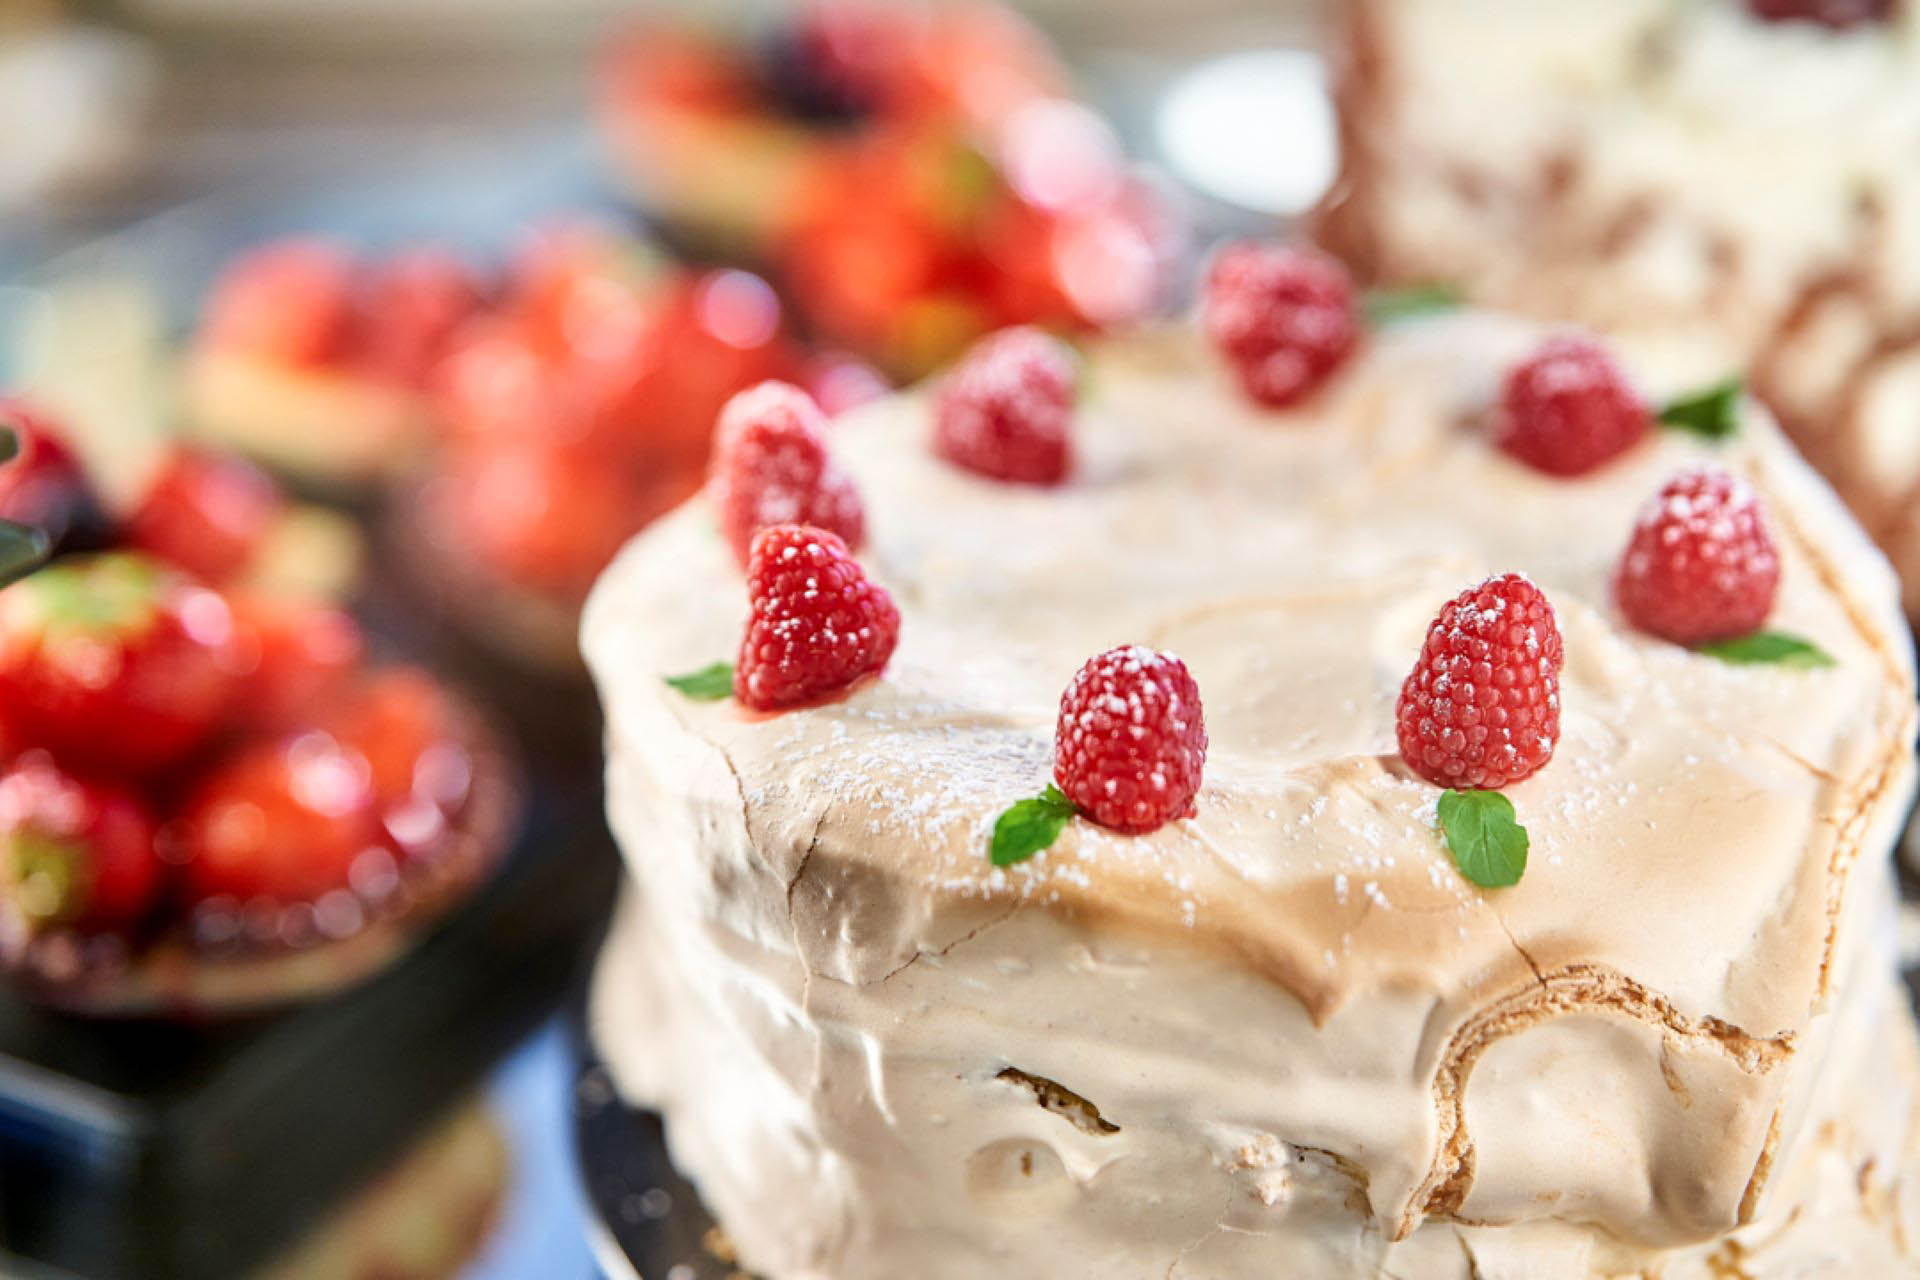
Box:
[0, 399, 517, 1017]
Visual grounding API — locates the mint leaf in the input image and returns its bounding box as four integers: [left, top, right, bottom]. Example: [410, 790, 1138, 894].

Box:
[1364, 283, 1461, 326]
[990, 784, 1076, 867]
[1657, 377, 1742, 440]
[0, 424, 18, 465]
[1437, 788, 1528, 889]
[0, 522, 48, 590]
[1695, 630, 1835, 669]
[664, 661, 734, 700]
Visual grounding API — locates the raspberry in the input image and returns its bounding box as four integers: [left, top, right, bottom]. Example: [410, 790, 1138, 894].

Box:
[1396, 574, 1564, 791]
[709, 382, 867, 568]
[1052, 646, 1207, 833]
[1615, 468, 1780, 646]
[933, 327, 1075, 485]
[1746, 0, 1893, 29]
[736, 524, 899, 710]
[1495, 335, 1649, 477]
[1201, 240, 1359, 409]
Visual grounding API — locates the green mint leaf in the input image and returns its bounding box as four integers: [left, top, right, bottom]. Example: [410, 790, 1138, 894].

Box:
[0, 521, 48, 590]
[990, 783, 1076, 868]
[664, 661, 734, 700]
[1437, 788, 1529, 889]
[1657, 377, 1743, 440]
[0, 424, 19, 465]
[1363, 283, 1461, 326]
[1695, 630, 1835, 669]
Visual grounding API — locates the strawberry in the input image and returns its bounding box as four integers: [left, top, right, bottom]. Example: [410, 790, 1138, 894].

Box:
[356, 247, 485, 387]
[0, 553, 243, 776]
[1202, 240, 1359, 409]
[0, 751, 160, 935]
[1396, 574, 1564, 790]
[201, 238, 354, 366]
[0, 399, 109, 553]
[124, 446, 285, 585]
[328, 668, 471, 813]
[1615, 469, 1780, 646]
[709, 381, 866, 567]
[230, 595, 365, 732]
[735, 524, 899, 710]
[1494, 336, 1649, 477]
[1052, 646, 1207, 833]
[179, 730, 381, 905]
[432, 438, 677, 602]
[932, 326, 1075, 484]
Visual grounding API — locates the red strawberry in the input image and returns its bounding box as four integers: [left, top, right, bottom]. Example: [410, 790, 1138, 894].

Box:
[356, 247, 485, 387]
[327, 667, 473, 816]
[179, 730, 381, 905]
[202, 239, 354, 366]
[1052, 645, 1207, 833]
[1202, 240, 1359, 409]
[1746, 0, 1892, 28]
[1396, 574, 1564, 790]
[933, 326, 1075, 484]
[124, 446, 285, 584]
[0, 751, 160, 935]
[0, 553, 243, 776]
[230, 595, 365, 732]
[0, 399, 108, 552]
[735, 524, 899, 710]
[1615, 469, 1780, 646]
[1495, 336, 1649, 477]
[709, 382, 866, 567]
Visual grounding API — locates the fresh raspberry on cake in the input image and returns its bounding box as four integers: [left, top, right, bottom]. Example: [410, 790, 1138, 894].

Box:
[1201, 240, 1359, 409]
[1494, 335, 1649, 477]
[709, 381, 866, 567]
[1053, 645, 1207, 833]
[1396, 573, 1564, 790]
[1616, 468, 1781, 646]
[0, 752, 161, 937]
[735, 523, 899, 710]
[932, 326, 1075, 485]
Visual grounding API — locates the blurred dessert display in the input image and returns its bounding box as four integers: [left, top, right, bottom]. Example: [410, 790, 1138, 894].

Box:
[0, 399, 517, 1016]
[599, 0, 1184, 376]
[409, 219, 879, 669]
[183, 238, 488, 487]
[1316, 0, 1920, 611]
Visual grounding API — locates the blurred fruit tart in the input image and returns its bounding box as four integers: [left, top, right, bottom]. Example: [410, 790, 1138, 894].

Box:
[183, 238, 487, 487]
[598, 0, 1181, 376]
[404, 221, 879, 671]
[0, 403, 515, 1016]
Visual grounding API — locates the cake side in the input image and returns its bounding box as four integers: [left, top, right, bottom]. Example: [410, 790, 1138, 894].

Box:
[1316, 0, 1920, 611]
[584, 317, 1916, 1274]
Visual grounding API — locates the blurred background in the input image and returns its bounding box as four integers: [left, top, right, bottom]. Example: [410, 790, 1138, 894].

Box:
[0, 2, 1335, 1277]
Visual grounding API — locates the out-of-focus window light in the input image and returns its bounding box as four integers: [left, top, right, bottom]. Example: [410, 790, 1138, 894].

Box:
[1155, 48, 1336, 218]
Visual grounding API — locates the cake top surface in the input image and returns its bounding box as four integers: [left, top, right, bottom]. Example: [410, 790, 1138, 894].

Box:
[582, 313, 1914, 1042]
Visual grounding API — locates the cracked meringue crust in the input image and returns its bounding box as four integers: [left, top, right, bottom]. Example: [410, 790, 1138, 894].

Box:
[582, 316, 1919, 1277]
